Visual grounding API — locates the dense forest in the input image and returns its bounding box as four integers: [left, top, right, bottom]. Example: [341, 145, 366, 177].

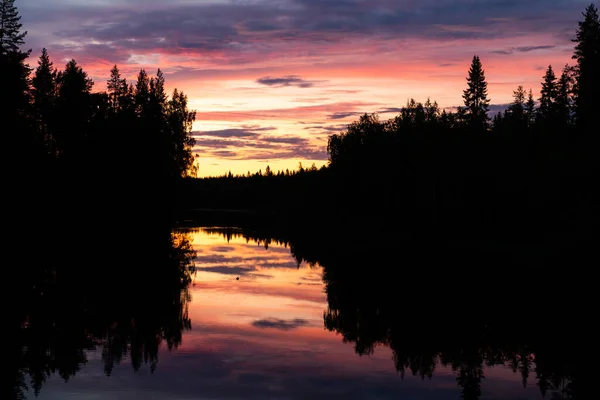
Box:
[184, 4, 599, 244]
[3, 0, 599, 242]
[2, 0, 197, 226]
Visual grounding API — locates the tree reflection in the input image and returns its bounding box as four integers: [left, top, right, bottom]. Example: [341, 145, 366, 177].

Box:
[318, 241, 580, 400]
[197, 225, 581, 400]
[10, 217, 196, 399]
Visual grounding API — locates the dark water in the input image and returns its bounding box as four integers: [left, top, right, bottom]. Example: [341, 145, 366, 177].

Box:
[11, 226, 577, 400]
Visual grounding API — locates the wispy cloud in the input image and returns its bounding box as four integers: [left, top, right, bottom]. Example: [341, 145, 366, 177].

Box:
[256, 75, 318, 88]
[490, 45, 556, 55]
[251, 318, 310, 331]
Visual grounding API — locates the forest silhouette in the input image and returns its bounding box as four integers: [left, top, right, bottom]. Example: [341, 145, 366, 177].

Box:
[183, 4, 599, 249]
[2, 1, 599, 242]
[1, 1, 594, 399]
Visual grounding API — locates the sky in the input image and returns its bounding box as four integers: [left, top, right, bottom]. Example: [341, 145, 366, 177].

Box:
[18, 0, 592, 176]
[32, 228, 545, 399]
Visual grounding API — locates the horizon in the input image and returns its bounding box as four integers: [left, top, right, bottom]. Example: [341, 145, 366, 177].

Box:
[18, 0, 590, 176]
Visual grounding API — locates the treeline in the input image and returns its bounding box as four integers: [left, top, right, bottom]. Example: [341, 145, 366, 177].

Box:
[2, 0, 196, 220]
[186, 4, 599, 241]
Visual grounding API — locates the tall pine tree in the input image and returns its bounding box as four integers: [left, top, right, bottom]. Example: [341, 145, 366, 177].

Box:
[462, 55, 490, 130]
[525, 88, 536, 127]
[0, 0, 26, 53]
[555, 64, 574, 126]
[538, 65, 557, 122]
[32, 48, 57, 153]
[1, 0, 36, 170]
[572, 3, 600, 131]
[107, 65, 127, 113]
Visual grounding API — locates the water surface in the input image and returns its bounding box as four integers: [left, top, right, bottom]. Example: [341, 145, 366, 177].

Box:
[17, 227, 573, 399]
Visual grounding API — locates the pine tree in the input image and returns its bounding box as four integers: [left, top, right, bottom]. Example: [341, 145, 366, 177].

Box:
[166, 88, 196, 178]
[55, 59, 93, 158]
[107, 65, 127, 113]
[0, 0, 26, 54]
[538, 65, 557, 121]
[1, 0, 35, 169]
[525, 88, 536, 127]
[149, 68, 167, 115]
[508, 85, 526, 119]
[462, 55, 490, 129]
[32, 48, 57, 153]
[572, 3, 600, 130]
[556, 65, 574, 126]
[135, 69, 150, 116]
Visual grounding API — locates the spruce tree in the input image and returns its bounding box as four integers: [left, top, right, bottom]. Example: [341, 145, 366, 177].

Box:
[556, 65, 574, 126]
[167, 88, 196, 177]
[107, 65, 127, 113]
[538, 65, 557, 122]
[572, 3, 600, 130]
[508, 85, 526, 118]
[1, 0, 35, 170]
[525, 88, 536, 127]
[462, 55, 490, 129]
[0, 0, 26, 54]
[55, 60, 93, 159]
[135, 69, 150, 116]
[32, 48, 57, 153]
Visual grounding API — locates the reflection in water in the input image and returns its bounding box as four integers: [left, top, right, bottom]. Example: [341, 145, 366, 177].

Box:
[11, 225, 580, 399]
[204, 227, 579, 400]
[10, 222, 196, 399]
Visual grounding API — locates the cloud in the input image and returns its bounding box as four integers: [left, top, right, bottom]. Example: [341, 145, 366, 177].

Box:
[22, 0, 583, 73]
[198, 266, 257, 276]
[193, 125, 277, 138]
[256, 75, 316, 88]
[377, 107, 404, 114]
[327, 111, 361, 120]
[251, 318, 310, 331]
[515, 45, 556, 52]
[490, 45, 556, 55]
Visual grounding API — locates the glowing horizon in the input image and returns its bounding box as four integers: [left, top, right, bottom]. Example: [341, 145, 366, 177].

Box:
[18, 0, 589, 176]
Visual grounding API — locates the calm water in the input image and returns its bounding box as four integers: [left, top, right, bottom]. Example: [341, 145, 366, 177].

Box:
[14, 226, 574, 400]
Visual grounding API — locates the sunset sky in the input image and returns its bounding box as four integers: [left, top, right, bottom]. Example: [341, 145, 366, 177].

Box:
[18, 0, 590, 176]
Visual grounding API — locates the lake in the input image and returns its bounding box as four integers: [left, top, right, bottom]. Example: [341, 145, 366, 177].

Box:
[13, 226, 575, 400]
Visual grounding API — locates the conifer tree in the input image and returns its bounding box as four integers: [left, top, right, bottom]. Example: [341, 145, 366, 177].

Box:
[508, 85, 526, 120]
[572, 3, 600, 130]
[107, 65, 127, 113]
[556, 65, 574, 126]
[462, 55, 490, 129]
[55, 60, 93, 158]
[1, 0, 34, 168]
[0, 0, 26, 53]
[135, 69, 150, 116]
[538, 65, 557, 121]
[525, 88, 536, 127]
[32, 48, 57, 153]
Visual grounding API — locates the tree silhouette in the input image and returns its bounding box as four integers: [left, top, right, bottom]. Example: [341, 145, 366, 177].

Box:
[0, 0, 26, 53]
[54, 59, 93, 160]
[556, 64, 575, 126]
[538, 65, 558, 123]
[525, 88, 536, 127]
[31, 48, 57, 154]
[107, 64, 127, 113]
[166, 88, 197, 178]
[462, 55, 490, 129]
[572, 3, 600, 131]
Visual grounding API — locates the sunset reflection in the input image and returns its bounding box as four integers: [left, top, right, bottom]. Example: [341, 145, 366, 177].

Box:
[29, 228, 555, 399]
